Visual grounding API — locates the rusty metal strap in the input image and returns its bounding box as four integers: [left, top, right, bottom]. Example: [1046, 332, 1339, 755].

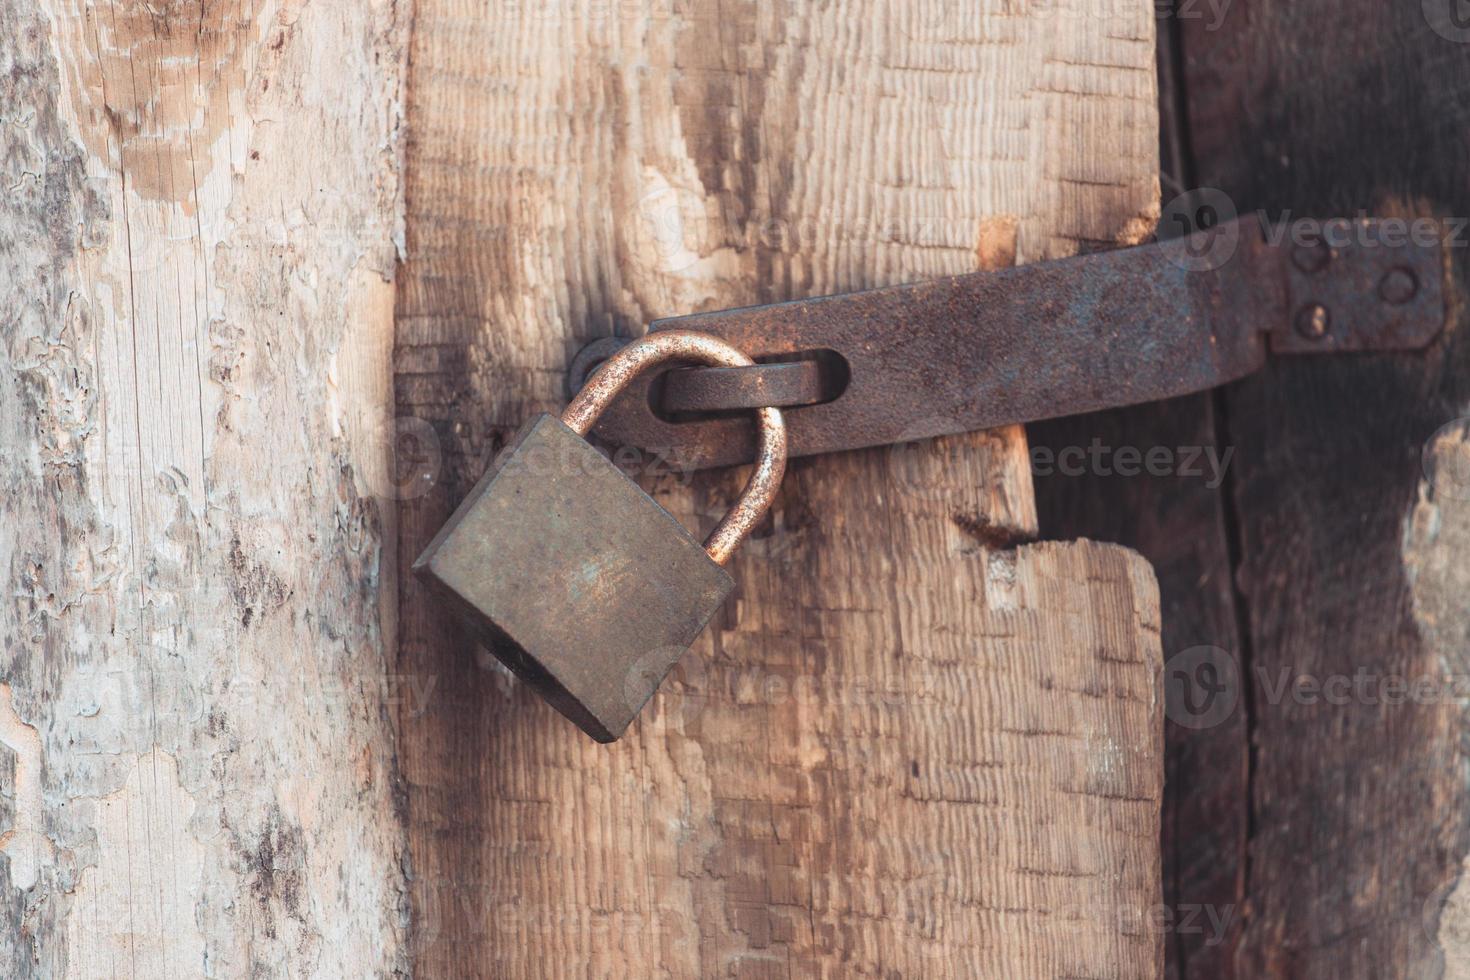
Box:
[568, 343, 831, 412]
[664, 360, 828, 412]
[579, 217, 1446, 470]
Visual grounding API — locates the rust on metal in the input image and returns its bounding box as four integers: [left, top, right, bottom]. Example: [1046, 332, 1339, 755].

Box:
[414, 332, 792, 742]
[662, 360, 827, 413]
[413, 414, 737, 742]
[563, 330, 788, 565]
[566, 341, 832, 412]
[579, 217, 1446, 470]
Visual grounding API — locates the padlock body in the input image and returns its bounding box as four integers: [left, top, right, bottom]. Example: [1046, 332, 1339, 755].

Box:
[413, 414, 734, 742]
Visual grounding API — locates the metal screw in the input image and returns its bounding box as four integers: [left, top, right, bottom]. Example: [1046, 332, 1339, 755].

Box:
[1379, 268, 1419, 305]
[1295, 304, 1331, 341]
[1292, 241, 1331, 274]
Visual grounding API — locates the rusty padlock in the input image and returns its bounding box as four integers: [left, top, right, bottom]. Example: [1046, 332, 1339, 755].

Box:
[414, 331, 788, 742]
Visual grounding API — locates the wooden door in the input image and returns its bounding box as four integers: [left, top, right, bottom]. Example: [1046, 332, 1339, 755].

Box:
[1035, 2, 1470, 978]
[2, 1, 1168, 976]
[395, 1, 1166, 977]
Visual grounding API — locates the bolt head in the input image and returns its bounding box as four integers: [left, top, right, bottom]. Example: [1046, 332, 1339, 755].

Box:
[1291, 241, 1331, 274]
[1379, 268, 1419, 306]
[1295, 304, 1331, 341]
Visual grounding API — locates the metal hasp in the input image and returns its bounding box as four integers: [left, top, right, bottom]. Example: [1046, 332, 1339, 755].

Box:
[582, 217, 1447, 470]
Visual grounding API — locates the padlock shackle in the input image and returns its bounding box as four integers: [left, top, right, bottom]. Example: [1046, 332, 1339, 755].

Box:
[563, 331, 788, 567]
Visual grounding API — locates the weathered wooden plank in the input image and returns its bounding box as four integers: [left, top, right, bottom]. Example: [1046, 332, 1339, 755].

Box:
[1172, 2, 1470, 976]
[1031, 393, 1248, 978]
[0, 1, 411, 974]
[394, 1, 1166, 976]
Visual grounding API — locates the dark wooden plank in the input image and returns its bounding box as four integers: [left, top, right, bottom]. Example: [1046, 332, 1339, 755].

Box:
[1044, 8, 1470, 976]
[1178, 3, 1470, 976]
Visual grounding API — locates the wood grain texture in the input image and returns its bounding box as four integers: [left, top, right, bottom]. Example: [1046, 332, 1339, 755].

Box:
[0, 1, 411, 975]
[1031, 30, 1249, 972]
[1170, 2, 1470, 976]
[1031, 394, 1248, 980]
[394, 0, 1166, 975]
